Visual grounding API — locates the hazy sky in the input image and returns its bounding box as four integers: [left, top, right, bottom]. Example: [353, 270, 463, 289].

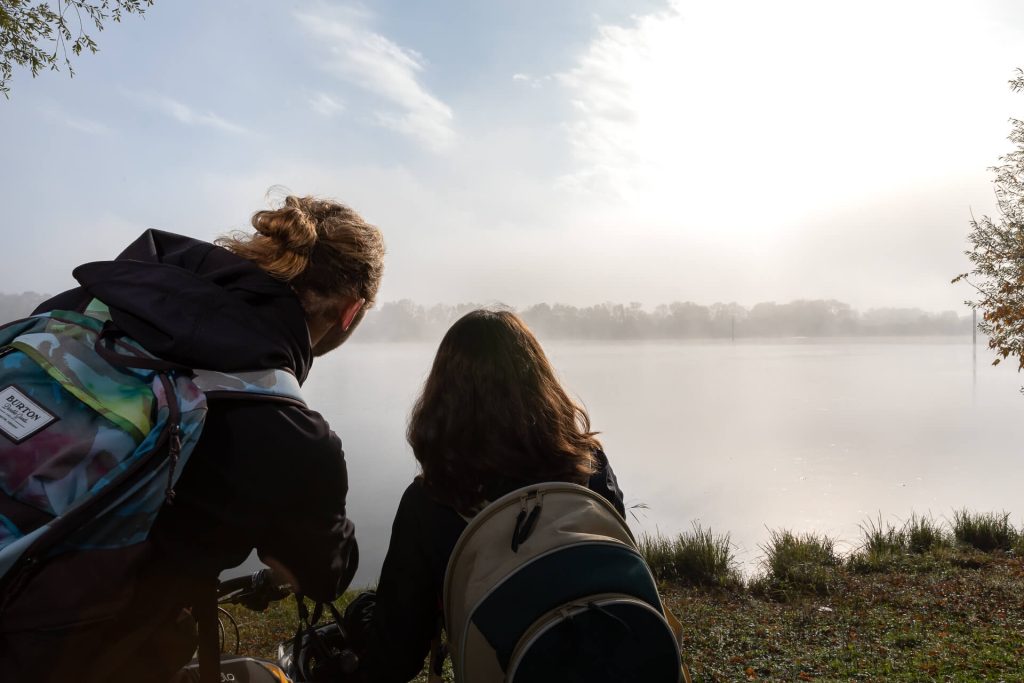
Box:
[1, 0, 1022, 311]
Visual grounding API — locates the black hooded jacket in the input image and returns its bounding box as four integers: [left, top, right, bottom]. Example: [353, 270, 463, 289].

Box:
[18, 230, 356, 681]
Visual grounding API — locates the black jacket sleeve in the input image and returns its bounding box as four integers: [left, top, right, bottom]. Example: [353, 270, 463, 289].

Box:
[588, 449, 625, 518]
[151, 399, 357, 603]
[356, 481, 465, 683]
[251, 405, 358, 601]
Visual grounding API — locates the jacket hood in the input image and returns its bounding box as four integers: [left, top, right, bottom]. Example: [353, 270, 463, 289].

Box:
[70, 229, 313, 383]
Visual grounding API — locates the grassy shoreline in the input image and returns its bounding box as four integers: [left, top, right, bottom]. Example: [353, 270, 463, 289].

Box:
[224, 510, 1024, 681]
[670, 550, 1024, 681]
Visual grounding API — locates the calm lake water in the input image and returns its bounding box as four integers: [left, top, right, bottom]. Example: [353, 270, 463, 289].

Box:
[230, 338, 1024, 586]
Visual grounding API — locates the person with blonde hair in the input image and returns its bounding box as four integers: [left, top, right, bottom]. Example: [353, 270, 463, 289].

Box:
[0, 194, 383, 682]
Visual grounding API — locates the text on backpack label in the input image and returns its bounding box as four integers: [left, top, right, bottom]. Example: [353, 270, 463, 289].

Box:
[0, 385, 57, 444]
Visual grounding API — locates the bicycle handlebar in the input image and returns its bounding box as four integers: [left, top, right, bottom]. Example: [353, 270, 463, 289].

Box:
[218, 568, 292, 608]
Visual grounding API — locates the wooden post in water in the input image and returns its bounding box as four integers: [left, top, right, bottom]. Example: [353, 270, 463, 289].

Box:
[972, 309, 977, 399]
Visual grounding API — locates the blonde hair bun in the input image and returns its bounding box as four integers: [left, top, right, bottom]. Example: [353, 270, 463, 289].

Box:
[253, 195, 319, 254]
[216, 193, 385, 314]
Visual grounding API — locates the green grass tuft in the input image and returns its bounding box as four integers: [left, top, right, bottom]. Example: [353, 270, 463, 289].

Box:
[754, 529, 840, 599]
[951, 509, 1018, 552]
[847, 514, 907, 574]
[904, 512, 949, 554]
[849, 512, 953, 573]
[860, 513, 906, 554]
[639, 524, 739, 588]
[638, 531, 677, 582]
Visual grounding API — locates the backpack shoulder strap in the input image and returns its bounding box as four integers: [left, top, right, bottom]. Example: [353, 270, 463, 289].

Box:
[191, 368, 305, 407]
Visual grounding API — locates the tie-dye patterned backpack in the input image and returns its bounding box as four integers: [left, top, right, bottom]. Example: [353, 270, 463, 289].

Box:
[0, 299, 305, 609]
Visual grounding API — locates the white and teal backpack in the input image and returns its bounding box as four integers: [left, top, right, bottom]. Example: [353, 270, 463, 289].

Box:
[441, 482, 691, 683]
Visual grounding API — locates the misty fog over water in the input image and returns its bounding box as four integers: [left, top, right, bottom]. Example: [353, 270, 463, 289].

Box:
[5, 292, 1013, 584]
[236, 337, 1024, 587]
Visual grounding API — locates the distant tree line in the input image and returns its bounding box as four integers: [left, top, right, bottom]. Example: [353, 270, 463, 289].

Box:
[355, 299, 972, 342]
[0, 292, 47, 322]
[0, 293, 972, 342]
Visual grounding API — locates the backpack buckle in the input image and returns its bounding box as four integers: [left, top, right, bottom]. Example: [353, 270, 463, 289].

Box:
[511, 491, 544, 552]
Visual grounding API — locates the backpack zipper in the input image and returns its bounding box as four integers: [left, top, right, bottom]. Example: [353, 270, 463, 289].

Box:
[454, 540, 643, 680]
[505, 594, 681, 682]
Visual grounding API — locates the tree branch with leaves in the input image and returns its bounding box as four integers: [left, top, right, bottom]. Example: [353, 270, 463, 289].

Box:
[954, 69, 1024, 373]
[0, 0, 153, 97]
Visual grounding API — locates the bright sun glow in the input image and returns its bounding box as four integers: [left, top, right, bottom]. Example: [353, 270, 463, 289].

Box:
[560, 0, 1019, 239]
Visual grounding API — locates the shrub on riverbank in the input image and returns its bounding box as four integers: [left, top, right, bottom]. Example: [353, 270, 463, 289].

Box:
[904, 512, 949, 553]
[847, 513, 953, 573]
[860, 513, 905, 555]
[750, 529, 840, 599]
[951, 508, 1018, 551]
[848, 514, 907, 573]
[642, 510, 1022, 598]
[639, 523, 740, 588]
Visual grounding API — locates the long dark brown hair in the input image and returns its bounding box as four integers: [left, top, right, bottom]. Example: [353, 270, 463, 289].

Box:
[408, 309, 601, 514]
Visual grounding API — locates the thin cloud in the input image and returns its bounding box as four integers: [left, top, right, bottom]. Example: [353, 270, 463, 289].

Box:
[130, 91, 249, 135]
[295, 8, 454, 151]
[40, 107, 113, 136]
[310, 92, 346, 117]
[512, 73, 552, 89]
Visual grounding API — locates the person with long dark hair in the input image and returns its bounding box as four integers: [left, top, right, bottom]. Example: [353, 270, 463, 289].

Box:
[348, 308, 624, 682]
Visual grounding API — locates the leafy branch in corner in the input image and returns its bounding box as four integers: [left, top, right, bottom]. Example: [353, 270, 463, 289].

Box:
[955, 68, 1024, 372]
[0, 0, 153, 97]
